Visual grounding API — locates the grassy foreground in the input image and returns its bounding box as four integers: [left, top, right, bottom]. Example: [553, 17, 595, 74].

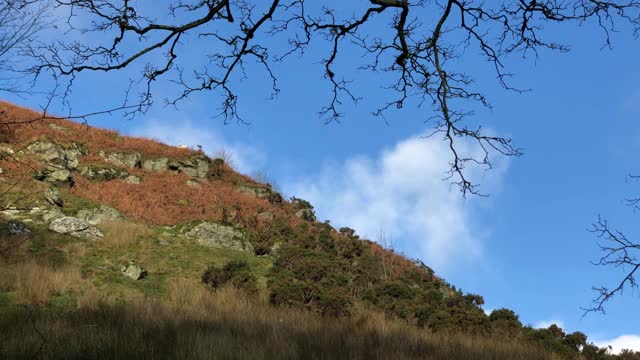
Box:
[0, 283, 561, 360]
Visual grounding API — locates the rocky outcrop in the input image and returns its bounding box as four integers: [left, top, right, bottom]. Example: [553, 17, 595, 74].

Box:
[236, 185, 271, 199]
[42, 208, 64, 224]
[142, 158, 168, 172]
[295, 208, 316, 222]
[168, 155, 210, 178]
[121, 263, 147, 280]
[80, 166, 129, 181]
[7, 220, 31, 237]
[257, 211, 274, 221]
[33, 168, 74, 186]
[185, 222, 253, 253]
[100, 151, 141, 169]
[48, 216, 103, 240]
[27, 141, 86, 171]
[76, 205, 125, 225]
[124, 175, 141, 184]
[44, 187, 63, 207]
[185, 179, 201, 188]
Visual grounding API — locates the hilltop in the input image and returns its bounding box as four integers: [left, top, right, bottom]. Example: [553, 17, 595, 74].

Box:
[0, 101, 633, 359]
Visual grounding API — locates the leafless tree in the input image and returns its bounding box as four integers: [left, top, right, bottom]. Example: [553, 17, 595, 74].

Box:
[0, 0, 50, 93]
[20, 0, 640, 194]
[587, 177, 640, 313]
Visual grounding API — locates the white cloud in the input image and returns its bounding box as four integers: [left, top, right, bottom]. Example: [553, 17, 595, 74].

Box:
[130, 119, 264, 175]
[534, 319, 565, 330]
[595, 335, 640, 355]
[285, 134, 508, 271]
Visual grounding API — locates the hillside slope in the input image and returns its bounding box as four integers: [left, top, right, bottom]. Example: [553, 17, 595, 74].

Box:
[0, 101, 632, 359]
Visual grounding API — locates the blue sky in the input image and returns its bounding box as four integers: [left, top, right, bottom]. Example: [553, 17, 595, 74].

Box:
[2, 2, 640, 353]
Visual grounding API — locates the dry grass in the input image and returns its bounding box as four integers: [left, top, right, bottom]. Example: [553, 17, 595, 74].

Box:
[99, 220, 154, 249]
[0, 261, 81, 305]
[0, 278, 562, 359]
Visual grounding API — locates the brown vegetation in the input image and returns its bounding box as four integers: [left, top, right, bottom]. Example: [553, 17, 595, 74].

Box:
[0, 261, 81, 305]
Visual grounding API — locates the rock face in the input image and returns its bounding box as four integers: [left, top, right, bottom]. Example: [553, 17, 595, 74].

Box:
[42, 208, 64, 224]
[100, 151, 142, 169]
[48, 217, 103, 240]
[7, 220, 31, 237]
[168, 155, 210, 178]
[121, 264, 147, 280]
[80, 166, 129, 181]
[185, 222, 253, 253]
[33, 168, 74, 186]
[27, 141, 86, 171]
[236, 185, 271, 199]
[76, 205, 125, 225]
[142, 158, 168, 172]
[295, 208, 316, 222]
[124, 175, 141, 184]
[44, 187, 64, 207]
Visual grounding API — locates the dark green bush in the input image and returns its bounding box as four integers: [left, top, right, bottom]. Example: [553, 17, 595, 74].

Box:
[201, 260, 257, 294]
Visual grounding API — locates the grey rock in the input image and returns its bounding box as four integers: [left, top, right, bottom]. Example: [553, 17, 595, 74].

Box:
[0, 144, 14, 157]
[27, 141, 84, 170]
[42, 208, 64, 224]
[33, 168, 74, 186]
[49, 123, 69, 132]
[295, 208, 316, 222]
[124, 175, 141, 184]
[100, 151, 141, 169]
[257, 211, 274, 221]
[142, 158, 168, 172]
[7, 220, 31, 237]
[44, 187, 63, 207]
[236, 185, 271, 199]
[76, 205, 125, 225]
[48, 216, 103, 240]
[121, 264, 147, 280]
[80, 166, 129, 181]
[186, 179, 201, 188]
[185, 222, 253, 253]
[168, 156, 210, 178]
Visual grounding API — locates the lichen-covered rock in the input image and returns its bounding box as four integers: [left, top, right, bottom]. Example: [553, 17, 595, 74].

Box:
[48, 216, 103, 240]
[185, 222, 253, 253]
[295, 208, 316, 222]
[80, 166, 129, 181]
[121, 264, 147, 280]
[257, 211, 274, 221]
[76, 205, 125, 225]
[42, 208, 64, 224]
[27, 141, 85, 170]
[7, 220, 31, 237]
[100, 151, 141, 169]
[142, 158, 168, 172]
[236, 185, 271, 199]
[124, 175, 141, 184]
[185, 179, 201, 188]
[44, 187, 63, 207]
[0, 144, 14, 157]
[168, 156, 210, 178]
[33, 168, 74, 186]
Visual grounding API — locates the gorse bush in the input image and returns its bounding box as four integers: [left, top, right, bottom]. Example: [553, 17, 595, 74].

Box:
[201, 260, 257, 294]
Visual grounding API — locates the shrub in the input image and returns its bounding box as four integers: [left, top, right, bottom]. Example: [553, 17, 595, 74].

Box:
[201, 260, 257, 294]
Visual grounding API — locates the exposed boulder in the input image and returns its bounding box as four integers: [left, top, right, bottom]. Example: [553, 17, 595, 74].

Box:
[185, 222, 253, 253]
[168, 155, 210, 178]
[257, 211, 274, 221]
[295, 208, 316, 222]
[42, 208, 64, 224]
[33, 168, 74, 186]
[124, 175, 141, 184]
[142, 158, 168, 172]
[7, 220, 31, 237]
[49, 123, 70, 132]
[121, 263, 147, 280]
[44, 187, 63, 207]
[0, 144, 14, 157]
[27, 141, 86, 170]
[76, 205, 125, 225]
[48, 216, 103, 240]
[100, 151, 142, 169]
[236, 185, 271, 199]
[80, 166, 129, 181]
[185, 179, 201, 188]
